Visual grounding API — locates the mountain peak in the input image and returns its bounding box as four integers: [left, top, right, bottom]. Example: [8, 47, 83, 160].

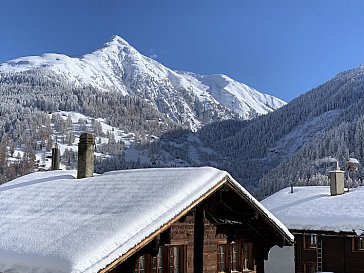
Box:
[0, 35, 285, 127]
[97, 35, 135, 56]
[107, 35, 130, 46]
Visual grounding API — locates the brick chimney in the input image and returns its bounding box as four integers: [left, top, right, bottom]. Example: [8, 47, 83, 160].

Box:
[77, 133, 94, 179]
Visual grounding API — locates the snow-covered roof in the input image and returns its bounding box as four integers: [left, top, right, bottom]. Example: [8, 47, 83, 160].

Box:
[0, 167, 292, 273]
[262, 186, 364, 235]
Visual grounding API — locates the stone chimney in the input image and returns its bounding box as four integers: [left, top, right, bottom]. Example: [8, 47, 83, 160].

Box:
[329, 163, 345, 196]
[77, 133, 94, 179]
[51, 144, 60, 170]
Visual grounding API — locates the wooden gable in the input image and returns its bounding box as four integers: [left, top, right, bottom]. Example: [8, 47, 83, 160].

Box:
[102, 178, 293, 273]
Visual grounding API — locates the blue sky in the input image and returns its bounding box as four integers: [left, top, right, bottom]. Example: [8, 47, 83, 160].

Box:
[1, 0, 364, 101]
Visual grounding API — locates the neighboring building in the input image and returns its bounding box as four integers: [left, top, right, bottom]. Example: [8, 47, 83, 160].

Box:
[262, 169, 364, 273]
[0, 167, 293, 273]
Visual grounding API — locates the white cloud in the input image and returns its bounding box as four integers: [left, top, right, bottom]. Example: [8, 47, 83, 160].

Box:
[149, 54, 158, 59]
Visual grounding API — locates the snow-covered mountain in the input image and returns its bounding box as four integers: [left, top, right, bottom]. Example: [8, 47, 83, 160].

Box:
[0, 35, 285, 129]
[4, 36, 364, 198]
[177, 71, 285, 119]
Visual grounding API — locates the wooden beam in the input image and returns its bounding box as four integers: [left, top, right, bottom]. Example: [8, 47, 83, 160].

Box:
[225, 178, 294, 245]
[109, 255, 138, 273]
[193, 207, 204, 273]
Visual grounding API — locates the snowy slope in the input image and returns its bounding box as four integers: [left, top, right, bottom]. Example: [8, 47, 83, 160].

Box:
[178, 71, 286, 119]
[0, 35, 285, 128]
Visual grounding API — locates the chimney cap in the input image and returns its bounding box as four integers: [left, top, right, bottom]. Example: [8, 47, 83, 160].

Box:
[329, 169, 345, 174]
[79, 133, 94, 145]
[346, 158, 359, 172]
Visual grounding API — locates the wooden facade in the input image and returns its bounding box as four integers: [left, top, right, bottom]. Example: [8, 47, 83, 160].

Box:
[294, 231, 364, 273]
[105, 183, 292, 273]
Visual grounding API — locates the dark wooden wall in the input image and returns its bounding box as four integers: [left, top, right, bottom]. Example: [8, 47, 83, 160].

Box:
[295, 233, 364, 273]
[170, 212, 223, 273]
[109, 209, 237, 273]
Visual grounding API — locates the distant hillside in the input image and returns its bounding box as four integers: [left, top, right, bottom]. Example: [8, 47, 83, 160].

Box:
[145, 65, 364, 198]
[0, 36, 285, 184]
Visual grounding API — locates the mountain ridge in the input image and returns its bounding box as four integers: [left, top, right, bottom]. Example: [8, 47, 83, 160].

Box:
[2, 36, 364, 199]
[139, 64, 364, 198]
[0, 35, 285, 129]
[0, 35, 289, 188]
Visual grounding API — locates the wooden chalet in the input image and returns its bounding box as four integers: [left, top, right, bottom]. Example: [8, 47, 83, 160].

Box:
[262, 169, 364, 273]
[0, 167, 293, 273]
[107, 169, 293, 273]
[291, 230, 364, 273]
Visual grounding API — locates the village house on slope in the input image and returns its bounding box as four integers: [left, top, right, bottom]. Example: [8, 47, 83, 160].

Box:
[262, 167, 364, 273]
[0, 166, 293, 273]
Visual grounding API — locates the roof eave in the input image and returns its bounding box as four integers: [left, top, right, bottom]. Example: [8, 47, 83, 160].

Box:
[225, 177, 294, 245]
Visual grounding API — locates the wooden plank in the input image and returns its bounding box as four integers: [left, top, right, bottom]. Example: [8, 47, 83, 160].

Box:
[193, 206, 204, 273]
